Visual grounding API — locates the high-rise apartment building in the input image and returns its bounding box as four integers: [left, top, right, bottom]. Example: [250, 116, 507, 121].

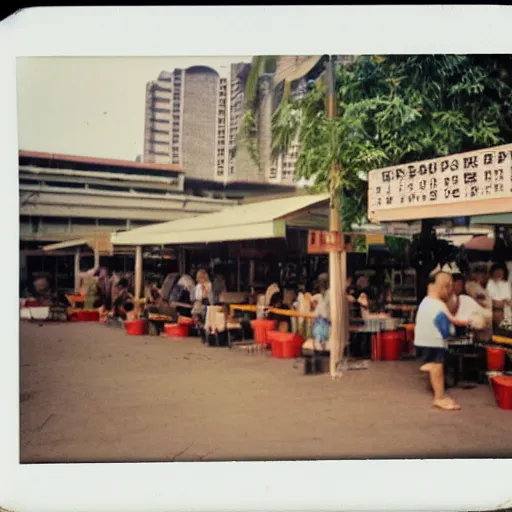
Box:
[144, 63, 253, 183]
[143, 56, 352, 186]
[143, 71, 173, 164]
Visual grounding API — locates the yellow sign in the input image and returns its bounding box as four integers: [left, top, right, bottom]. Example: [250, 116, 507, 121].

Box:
[366, 234, 385, 246]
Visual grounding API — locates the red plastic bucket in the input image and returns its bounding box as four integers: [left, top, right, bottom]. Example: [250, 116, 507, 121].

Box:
[177, 316, 194, 326]
[403, 324, 415, 355]
[250, 319, 277, 344]
[86, 310, 100, 322]
[124, 319, 147, 336]
[270, 331, 304, 359]
[372, 334, 382, 361]
[491, 376, 512, 410]
[70, 310, 100, 322]
[25, 300, 42, 308]
[487, 347, 506, 371]
[381, 331, 404, 361]
[164, 323, 189, 338]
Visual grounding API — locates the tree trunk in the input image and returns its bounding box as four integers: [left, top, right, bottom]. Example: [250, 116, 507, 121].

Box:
[135, 245, 143, 300]
[325, 57, 347, 379]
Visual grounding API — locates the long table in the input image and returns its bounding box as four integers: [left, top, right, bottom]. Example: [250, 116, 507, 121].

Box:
[492, 335, 512, 347]
[229, 304, 317, 319]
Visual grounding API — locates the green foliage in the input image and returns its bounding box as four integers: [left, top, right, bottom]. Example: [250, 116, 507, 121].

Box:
[243, 56, 280, 170]
[241, 109, 260, 169]
[271, 81, 301, 159]
[245, 56, 277, 106]
[293, 54, 512, 228]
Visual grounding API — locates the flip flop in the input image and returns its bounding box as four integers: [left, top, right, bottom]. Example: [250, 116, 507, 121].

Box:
[433, 398, 461, 411]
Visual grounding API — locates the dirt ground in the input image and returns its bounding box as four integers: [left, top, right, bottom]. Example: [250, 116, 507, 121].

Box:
[20, 321, 512, 463]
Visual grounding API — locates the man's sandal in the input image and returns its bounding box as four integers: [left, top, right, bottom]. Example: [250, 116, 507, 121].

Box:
[433, 398, 461, 411]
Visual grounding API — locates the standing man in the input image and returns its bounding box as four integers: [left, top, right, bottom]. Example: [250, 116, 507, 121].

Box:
[414, 272, 467, 411]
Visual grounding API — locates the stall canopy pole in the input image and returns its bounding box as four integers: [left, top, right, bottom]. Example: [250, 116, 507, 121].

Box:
[135, 245, 143, 300]
[326, 56, 346, 380]
[93, 242, 100, 269]
[74, 248, 81, 293]
[249, 259, 255, 288]
[178, 247, 186, 275]
[237, 252, 241, 292]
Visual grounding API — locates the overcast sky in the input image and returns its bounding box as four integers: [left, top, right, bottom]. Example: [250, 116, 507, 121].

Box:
[16, 56, 251, 161]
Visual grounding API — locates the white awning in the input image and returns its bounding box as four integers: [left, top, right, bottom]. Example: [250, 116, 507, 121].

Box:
[43, 238, 89, 252]
[111, 194, 330, 246]
[43, 233, 115, 253]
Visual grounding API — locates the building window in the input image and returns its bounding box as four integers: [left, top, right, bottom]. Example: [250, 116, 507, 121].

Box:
[150, 117, 169, 124]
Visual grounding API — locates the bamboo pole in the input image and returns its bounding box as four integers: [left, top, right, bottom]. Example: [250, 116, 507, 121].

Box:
[237, 255, 241, 292]
[135, 245, 143, 300]
[93, 245, 100, 269]
[178, 247, 186, 275]
[74, 249, 81, 293]
[326, 57, 347, 379]
[249, 259, 255, 288]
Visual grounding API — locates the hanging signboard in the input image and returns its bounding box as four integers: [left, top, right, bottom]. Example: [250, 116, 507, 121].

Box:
[368, 144, 512, 222]
[307, 230, 344, 254]
[88, 235, 114, 256]
[366, 233, 386, 246]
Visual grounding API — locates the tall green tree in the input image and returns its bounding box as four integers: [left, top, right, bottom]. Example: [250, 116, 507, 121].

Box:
[241, 56, 278, 167]
[292, 54, 512, 230]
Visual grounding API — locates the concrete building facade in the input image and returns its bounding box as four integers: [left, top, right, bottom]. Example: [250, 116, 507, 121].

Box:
[143, 56, 351, 186]
[144, 62, 264, 184]
[19, 150, 236, 247]
[181, 66, 220, 181]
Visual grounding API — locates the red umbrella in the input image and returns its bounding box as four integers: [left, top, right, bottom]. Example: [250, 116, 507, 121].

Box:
[463, 235, 495, 252]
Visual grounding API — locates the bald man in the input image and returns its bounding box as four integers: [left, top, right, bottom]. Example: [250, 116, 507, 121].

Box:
[414, 272, 467, 411]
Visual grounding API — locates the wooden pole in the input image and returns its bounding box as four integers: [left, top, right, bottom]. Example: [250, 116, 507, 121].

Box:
[178, 247, 186, 275]
[135, 245, 143, 300]
[237, 256, 241, 292]
[249, 259, 255, 288]
[55, 256, 59, 293]
[74, 248, 81, 293]
[93, 241, 100, 269]
[325, 56, 347, 379]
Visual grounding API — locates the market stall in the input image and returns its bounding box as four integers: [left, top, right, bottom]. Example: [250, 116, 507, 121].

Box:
[368, 143, 512, 405]
[111, 193, 331, 297]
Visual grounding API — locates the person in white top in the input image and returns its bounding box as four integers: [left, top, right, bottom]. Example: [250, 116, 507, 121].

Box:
[447, 274, 492, 337]
[486, 263, 512, 325]
[191, 269, 214, 320]
[465, 264, 492, 310]
[414, 272, 468, 411]
[311, 273, 330, 321]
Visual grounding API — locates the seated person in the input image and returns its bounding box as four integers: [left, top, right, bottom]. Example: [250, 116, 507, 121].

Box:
[124, 301, 140, 322]
[112, 278, 134, 321]
[267, 292, 292, 333]
[170, 274, 196, 317]
[146, 286, 176, 319]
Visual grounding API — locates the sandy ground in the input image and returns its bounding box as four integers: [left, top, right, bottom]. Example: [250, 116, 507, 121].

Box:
[20, 321, 512, 463]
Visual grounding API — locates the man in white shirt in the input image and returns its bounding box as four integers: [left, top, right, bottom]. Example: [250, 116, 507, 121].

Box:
[465, 265, 491, 309]
[486, 263, 512, 325]
[414, 272, 466, 411]
[448, 273, 492, 337]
